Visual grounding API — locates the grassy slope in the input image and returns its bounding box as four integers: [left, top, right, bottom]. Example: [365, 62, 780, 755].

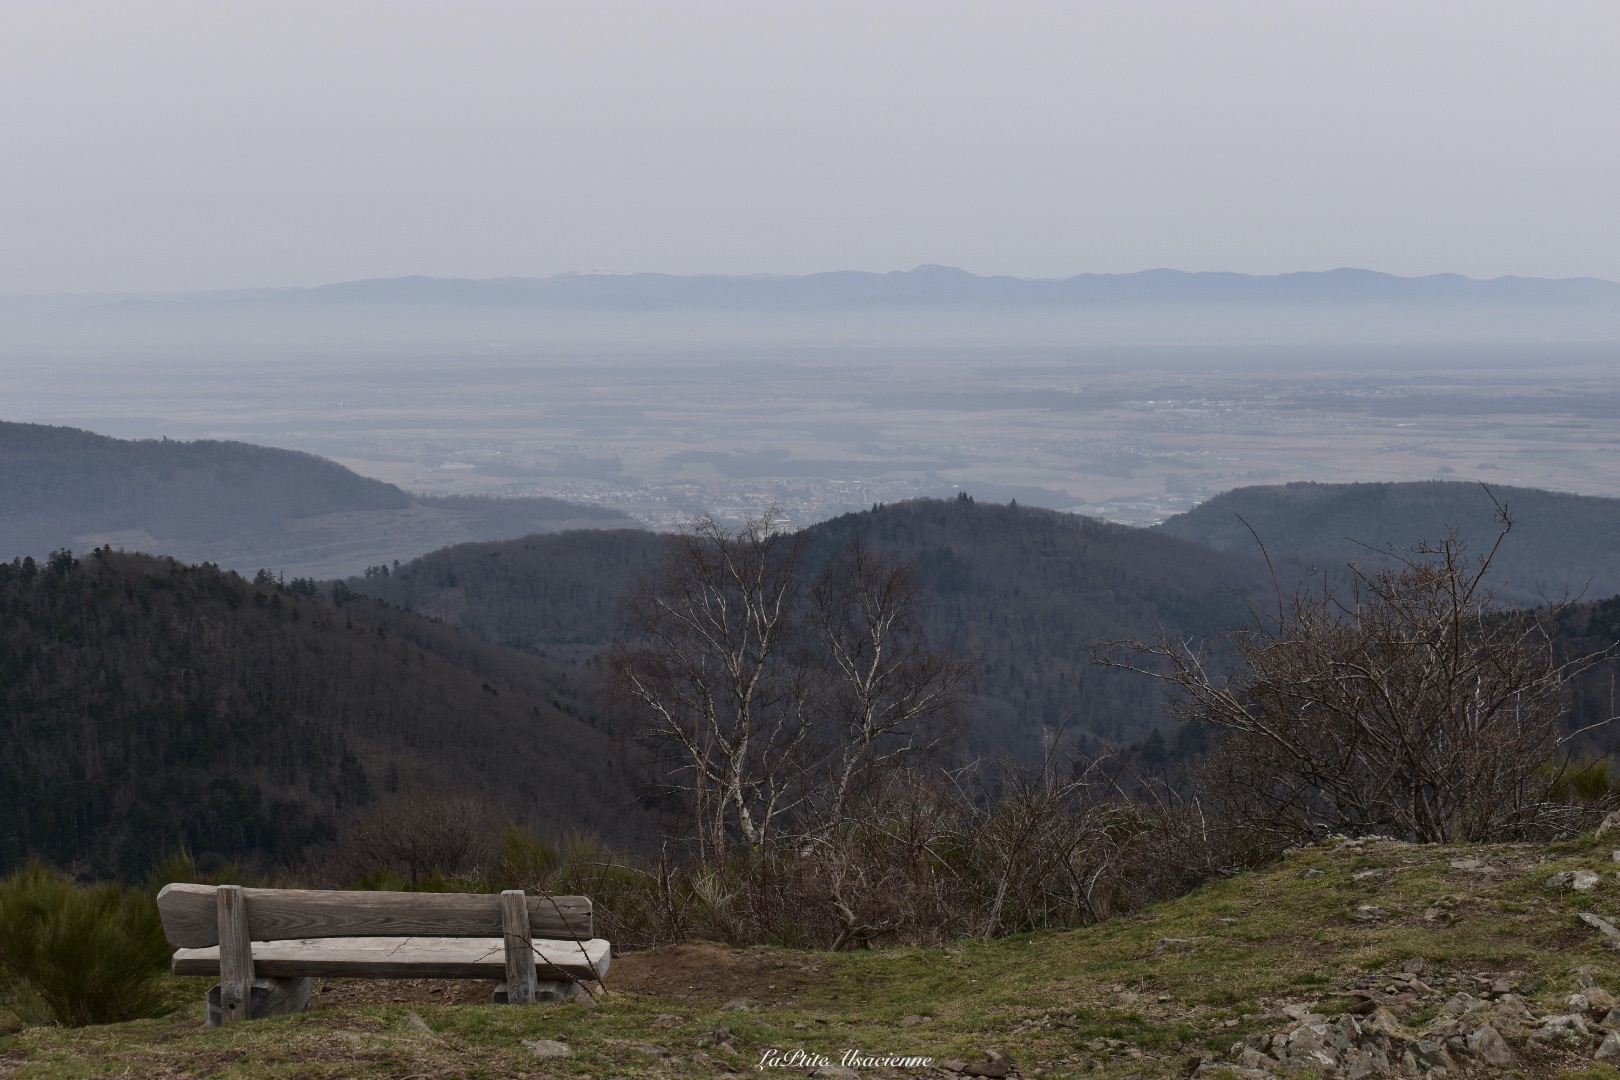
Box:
[11, 833, 1620, 1078]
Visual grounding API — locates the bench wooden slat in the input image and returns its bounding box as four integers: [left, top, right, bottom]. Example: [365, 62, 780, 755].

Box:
[157, 884, 592, 947]
[170, 936, 611, 981]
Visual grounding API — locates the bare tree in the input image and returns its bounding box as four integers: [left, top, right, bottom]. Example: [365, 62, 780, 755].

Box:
[610, 512, 812, 863]
[1096, 503, 1619, 843]
[809, 537, 968, 827]
[338, 796, 494, 885]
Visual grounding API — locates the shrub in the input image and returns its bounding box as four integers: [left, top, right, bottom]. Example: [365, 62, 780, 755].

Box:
[0, 864, 172, 1027]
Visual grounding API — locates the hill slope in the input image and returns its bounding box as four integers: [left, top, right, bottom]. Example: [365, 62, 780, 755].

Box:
[1157, 480, 1620, 604]
[14, 832, 1620, 1076]
[0, 550, 644, 879]
[0, 421, 634, 577]
[351, 498, 1273, 757]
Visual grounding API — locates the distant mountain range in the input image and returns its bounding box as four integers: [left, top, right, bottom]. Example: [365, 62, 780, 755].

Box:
[0, 421, 634, 577]
[27, 265, 1620, 313]
[8, 267, 1619, 345]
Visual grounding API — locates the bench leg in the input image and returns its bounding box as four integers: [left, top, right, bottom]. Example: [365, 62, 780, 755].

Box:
[492, 978, 579, 1004]
[205, 977, 312, 1027]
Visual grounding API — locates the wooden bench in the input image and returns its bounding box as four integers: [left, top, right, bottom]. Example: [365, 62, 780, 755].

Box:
[157, 883, 611, 1025]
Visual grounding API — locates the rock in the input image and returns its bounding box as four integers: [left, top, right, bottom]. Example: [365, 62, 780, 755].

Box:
[1595, 809, 1620, 837]
[899, 1014, 925, 1027]
[1449, 858, 1484, 870]
[1195, 1066, 1272, 1079]
[1352, 869, 1381, 881]
[628, 1043, 669, 1058]
[1489, 995, 1533, 1023]
[1465, 1024, 1514, 1067]
[1303, 867, 1324, 879]
[522, 1039, 572, 1059]
[1570, 993, 1592, 1014]
[1412, 1039, 1455, 1070]
[809, 1068, 862, 1080]
[402, 1011, 435, 1036]
[1548, 869, 1602, 891]
[1581, 912, 1620, 940]
[1439, 993, 1482, 1017]
[1353, 905, 1388, 920]
[1602, 1007, 1620, 1030]
[651, 1014, 683, 1028]
[1489, 979, 1513, 997]
[1235, 1048, 1274, 1070]
[940, 1062, 967, 1074]
[1531, 1014, 1591, 1046]
[1360, 1007, 1409, 1040]
[720, 997, 750, 1011]
[1598, 1030, 1620, 1062]
[961, 1064, 1012, 1079]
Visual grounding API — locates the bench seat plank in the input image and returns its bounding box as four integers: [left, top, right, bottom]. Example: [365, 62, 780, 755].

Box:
[171, 936, 611, 981]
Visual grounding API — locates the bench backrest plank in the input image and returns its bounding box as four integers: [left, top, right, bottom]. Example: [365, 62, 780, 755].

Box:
[157, 883, 593, 947]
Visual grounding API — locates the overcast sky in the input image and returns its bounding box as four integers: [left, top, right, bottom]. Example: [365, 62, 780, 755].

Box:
[3, 1, 1618, 293]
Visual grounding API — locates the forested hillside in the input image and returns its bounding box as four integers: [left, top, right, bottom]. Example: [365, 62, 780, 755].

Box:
[351, 498, 1273, 757]
[1157, 480, 1620, 603]
[0, 549, 643, 879]
[0, 421, 633, 578]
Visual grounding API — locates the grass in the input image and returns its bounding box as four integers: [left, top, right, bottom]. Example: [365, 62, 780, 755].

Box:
[10, 833, 1620, 1076]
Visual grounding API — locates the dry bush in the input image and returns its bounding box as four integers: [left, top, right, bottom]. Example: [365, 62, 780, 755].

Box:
[320, 796, 497, 888]
[1098, 503, 1620, 844]
[559, 756, 1255, 951]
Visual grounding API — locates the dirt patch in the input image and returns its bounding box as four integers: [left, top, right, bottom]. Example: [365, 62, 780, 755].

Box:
[310, 977, 501, 1008]
[603, 942, 827, 1006]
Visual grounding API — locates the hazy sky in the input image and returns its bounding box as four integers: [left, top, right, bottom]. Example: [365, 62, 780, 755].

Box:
[3, 1, 1618, 293]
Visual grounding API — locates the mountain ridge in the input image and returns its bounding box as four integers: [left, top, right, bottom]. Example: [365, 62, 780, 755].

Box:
[39, 265, 1620, 316]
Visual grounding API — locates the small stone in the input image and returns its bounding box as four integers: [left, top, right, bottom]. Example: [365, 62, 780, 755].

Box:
[1465, 1024, 1513, 1067]
[1571, 993, 1592, 1014]
[720, 997, 750, 1011]
[1602, 1007, 1620, 1029]
[652, 1014, 682, 1028]
[1449, 858, 1484, 870]
[1489, 979, 1513, 997]
[1598, 1030, 1620, 1061]
[629, 1043, 668, 1058]
[1303, 867, 1324, 879]
[522, 1039, 571, 1059]
[940, 1061, 967, 1074]
[1353, 905, 1388, 920]
[1352, 869, 1380, 880]
[1589, 988, 1617, 1014]
[1596, 810, 1620, 837]
[1577, 870, 1603, 891]
[403, 1011, 434, 1035]
[900, 1014, 924, 1027]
